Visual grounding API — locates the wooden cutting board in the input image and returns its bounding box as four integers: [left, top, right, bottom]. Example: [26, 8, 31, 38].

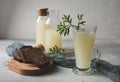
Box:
[7, 58, 54, 76]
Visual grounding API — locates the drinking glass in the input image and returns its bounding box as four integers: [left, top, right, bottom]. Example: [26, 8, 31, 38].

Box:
[72, 25, 101, 75]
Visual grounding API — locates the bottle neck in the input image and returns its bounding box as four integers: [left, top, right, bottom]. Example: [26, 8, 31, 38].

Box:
[46, 10, 60, 28]
[37, 15, 48, 22]
[38, 15, 48, 18]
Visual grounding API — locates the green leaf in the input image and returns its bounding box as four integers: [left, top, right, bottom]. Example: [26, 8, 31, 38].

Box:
[57, 14, 86, 36]
[48, 46, 65, 55]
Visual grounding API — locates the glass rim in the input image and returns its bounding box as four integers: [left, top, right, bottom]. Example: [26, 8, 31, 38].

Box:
[72, 24, 97, 33]
[72, 24, 97, 28]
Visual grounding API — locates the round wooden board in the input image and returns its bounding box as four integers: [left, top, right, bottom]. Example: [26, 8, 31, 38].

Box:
[7, 58, 54, 76]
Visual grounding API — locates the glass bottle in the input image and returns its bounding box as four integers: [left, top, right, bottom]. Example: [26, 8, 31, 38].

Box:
[36, 8, 48, 47]
[45, 10, 62, 53]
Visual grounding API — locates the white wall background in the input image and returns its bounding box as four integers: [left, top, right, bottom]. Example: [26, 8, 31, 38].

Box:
[0, 0, 120, 40]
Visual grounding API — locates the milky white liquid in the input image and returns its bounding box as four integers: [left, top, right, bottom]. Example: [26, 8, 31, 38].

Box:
[73, 32, 96, 69]
[45, 29, 62, 52]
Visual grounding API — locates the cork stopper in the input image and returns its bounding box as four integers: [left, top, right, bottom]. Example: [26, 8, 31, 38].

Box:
[37, 8, 48, 16]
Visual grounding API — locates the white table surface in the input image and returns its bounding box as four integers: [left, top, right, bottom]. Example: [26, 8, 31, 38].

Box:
[0, 39, 120, 82]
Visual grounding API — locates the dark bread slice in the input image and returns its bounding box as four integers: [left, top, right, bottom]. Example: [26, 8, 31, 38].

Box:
[14, 46, 51, 67]
[14, 46, 33, 63]
[28, 48, 51, 67]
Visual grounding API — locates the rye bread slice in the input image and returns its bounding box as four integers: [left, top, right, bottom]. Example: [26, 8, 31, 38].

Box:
[14, 46, 51, 67]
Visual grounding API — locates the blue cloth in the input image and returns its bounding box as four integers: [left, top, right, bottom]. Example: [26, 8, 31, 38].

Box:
[6, 42, 24, 57]
[47, 55, 75, 68]
[47, 55, 120, 82]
